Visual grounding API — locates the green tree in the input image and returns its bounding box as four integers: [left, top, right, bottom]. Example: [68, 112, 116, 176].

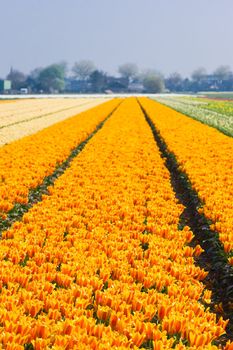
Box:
[142, 73, 164, 93]
[38, 64, 66, 93]
[90, 70, 107, 93]
[26, 68, 43, 92]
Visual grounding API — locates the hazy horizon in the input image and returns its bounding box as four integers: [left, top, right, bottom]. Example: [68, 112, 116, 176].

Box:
[1, 0, 233, 78]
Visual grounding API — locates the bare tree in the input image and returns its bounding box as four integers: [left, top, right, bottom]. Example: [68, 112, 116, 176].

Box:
[6, 68, 27, 90]
[214, 65, 232, 80]
[72, 60, 96, 80]
[140, 68, 162, 80]
[118, 63, 138, 84]
[191, 67, 207, 81]
[166, 72, 183, 92]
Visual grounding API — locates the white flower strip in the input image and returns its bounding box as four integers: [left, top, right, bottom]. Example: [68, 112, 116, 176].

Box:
[0, 98, 107, 146]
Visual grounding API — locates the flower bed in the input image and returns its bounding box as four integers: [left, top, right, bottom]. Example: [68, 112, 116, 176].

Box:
[0, 98, 230, 349]
[139, 97, 233, 263]
[0, 99, 120, 218]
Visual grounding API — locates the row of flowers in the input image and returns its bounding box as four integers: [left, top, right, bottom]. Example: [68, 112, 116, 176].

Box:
[0, 97, 231, 348]
[0, 99, 120, 218]
[201, 100, 233, 118]
[0, 98, 107, 147]
[0, 98, 103, 129]
[154, 96, 233, 137]
[139, 97, 233, 263]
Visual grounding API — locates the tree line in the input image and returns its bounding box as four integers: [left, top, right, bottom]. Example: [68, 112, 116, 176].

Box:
[2, 61, 233, 94]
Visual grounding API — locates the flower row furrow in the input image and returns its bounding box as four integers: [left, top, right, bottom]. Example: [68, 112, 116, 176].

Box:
[0, 97, 230, 349]
[0, 98, 120, 218]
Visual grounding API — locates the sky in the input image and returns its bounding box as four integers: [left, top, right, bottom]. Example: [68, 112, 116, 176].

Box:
[1, 0, 233, 78]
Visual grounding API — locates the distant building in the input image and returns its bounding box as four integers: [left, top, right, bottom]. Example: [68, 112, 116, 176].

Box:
[0, 80, 11, 93]
[20, 88, 28, 94]
[106, 76, 127, 92]
[128, 81, 144, 93]
[65, 79, 90, 93]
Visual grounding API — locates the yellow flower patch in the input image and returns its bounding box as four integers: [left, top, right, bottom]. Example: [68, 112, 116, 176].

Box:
[139, 97, 233, 260]
[0, 99, 120, 217]
[0, 98, 229, 348]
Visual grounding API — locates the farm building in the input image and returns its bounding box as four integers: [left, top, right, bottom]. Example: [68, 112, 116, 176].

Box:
[0, 79, 11, 93]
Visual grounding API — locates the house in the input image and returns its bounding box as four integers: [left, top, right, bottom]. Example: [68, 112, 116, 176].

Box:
[0, 80, 11, 93]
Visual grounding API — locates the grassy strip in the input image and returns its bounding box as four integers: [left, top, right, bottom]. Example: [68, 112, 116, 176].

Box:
[138, 99, 233, 344]
[0, 101, 93, 130]
[200, 92, 233, 100]
[0, 102, 121, 236]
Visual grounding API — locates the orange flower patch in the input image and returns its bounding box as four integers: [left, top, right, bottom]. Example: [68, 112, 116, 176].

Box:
[0, 98, 121, 217]
[0, 98, 230, 348]
[138, 97, 233, 262]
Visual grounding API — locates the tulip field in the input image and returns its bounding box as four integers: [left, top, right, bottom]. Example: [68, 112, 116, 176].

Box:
[139, 98, 233, 258]
[0, 97, 233, 349]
